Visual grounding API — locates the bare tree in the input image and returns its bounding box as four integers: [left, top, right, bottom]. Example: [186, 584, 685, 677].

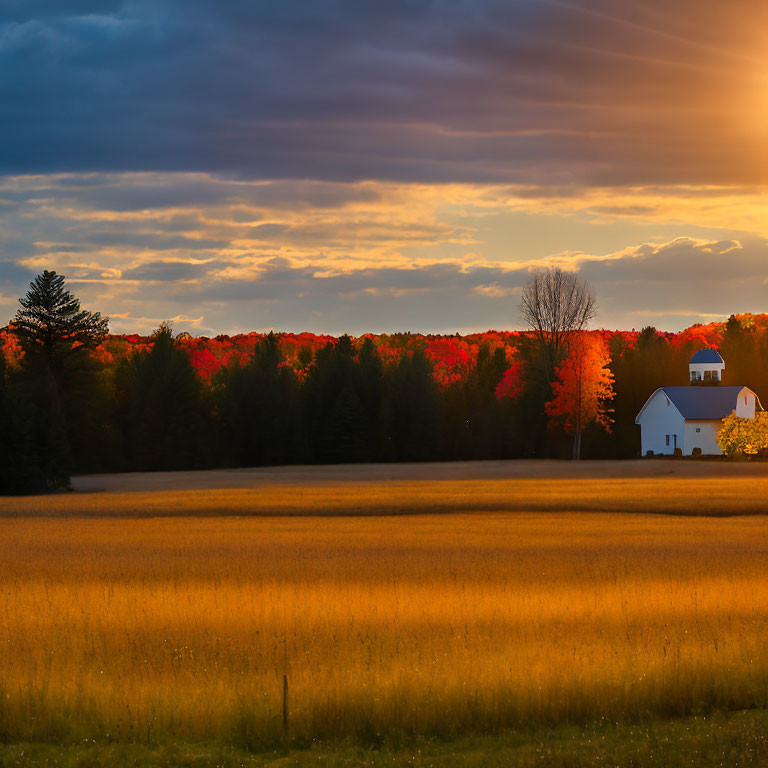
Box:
[520, 266, 597, 382]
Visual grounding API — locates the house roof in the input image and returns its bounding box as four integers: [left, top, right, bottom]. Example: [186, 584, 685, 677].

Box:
[689, 347, 724, 364]
[660, 386, 748, 420]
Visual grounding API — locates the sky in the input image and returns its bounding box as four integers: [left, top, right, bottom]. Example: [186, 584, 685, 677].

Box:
[2, 0, 768, 336]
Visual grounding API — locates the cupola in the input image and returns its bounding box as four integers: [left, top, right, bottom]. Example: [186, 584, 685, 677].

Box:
[689, 348, 724, 383]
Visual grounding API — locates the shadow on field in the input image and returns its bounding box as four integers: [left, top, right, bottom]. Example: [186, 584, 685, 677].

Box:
[2, 459, 768, 517]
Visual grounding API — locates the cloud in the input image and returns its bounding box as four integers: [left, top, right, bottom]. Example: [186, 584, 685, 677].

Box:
[578, 237, 768, 286]
[3, 1, 768, 185]
[84, 233, 768, 336]
[3, 173, 768, 334]
[119, 259, 219, 282]
[108, 311, 206, 334]
[6, 2, 768, 336]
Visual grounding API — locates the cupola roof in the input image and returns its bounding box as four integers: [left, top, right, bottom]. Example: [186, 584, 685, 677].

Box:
[689, 348, 723, 365]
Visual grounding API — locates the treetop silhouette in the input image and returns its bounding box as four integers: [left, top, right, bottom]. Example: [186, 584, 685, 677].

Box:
[13, 270, 109, 364]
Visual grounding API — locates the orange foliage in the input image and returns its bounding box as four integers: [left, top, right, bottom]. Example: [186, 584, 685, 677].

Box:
[546, 333, 614, 433]
[373, 341, 410, 367]
[0, 327, 24, 369]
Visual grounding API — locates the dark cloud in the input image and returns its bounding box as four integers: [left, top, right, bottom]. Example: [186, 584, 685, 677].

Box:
[0, 175, 383, 211]
[95, 259, 530, 334]
[2, 1, 767, 185]
[119, 259, 217, 282]
[580, 238, 768, 285]
[200, 261, 518, 303]
[248, 224, 288, 239]
[0, 1, 123, 22]
[80, 230, 229, 250]
[0, 257, 34, 285]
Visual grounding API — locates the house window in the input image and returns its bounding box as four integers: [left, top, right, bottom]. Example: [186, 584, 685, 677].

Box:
[690, 370, 702, 382]
[745, 397, 748, 405]
[704, 370, 712, 381]
[666, 435, 670, 446]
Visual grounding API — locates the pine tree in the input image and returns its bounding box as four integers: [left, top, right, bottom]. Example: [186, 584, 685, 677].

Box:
[13, 270, 109, 365]
[0, 354, 34, 493]
[719, 315, 752, 387]
[324, 382, 368, 462]
[215, 332, 299, 466]
[379, 349, 439, 461]
[7, 271, 110, 489]
[116, 323, 211, 471]
[300, 335, 374, 463]
[356, 338, 383, 458]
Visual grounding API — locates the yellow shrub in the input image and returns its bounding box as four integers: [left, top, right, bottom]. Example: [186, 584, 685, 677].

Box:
[717, 410, 768, 456]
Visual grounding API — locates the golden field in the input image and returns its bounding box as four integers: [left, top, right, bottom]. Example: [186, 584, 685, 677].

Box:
[1, 461, 768, 746]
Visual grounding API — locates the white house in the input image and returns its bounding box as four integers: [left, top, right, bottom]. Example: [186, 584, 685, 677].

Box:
[635, 349, 761, 456]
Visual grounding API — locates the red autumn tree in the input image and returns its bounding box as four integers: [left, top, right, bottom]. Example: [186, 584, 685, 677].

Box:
[189, 347, 223, 383]
[425, 337, 476, 388]
[545, 332, 614, 459]
[494, 360, 525, 401]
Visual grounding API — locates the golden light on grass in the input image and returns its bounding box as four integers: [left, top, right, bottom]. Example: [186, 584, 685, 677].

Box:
[1, 491, 767, 745]
[4, 473, 768, 517]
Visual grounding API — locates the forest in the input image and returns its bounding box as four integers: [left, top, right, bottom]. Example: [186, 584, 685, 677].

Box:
[2, 270, 767, 493]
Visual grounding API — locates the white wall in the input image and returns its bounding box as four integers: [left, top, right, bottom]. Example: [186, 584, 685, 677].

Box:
[734, 387, 757, 418]
[637, 390, 685, 456]
[683, 421, 721, 455]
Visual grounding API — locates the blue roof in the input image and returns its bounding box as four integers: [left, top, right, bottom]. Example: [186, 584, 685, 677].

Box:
[689, 347, 723, 364]
[662, 386, 746, 420]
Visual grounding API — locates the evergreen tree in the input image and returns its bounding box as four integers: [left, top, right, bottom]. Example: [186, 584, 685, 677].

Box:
[323, 382, 369, 462]
[13, 270, 108, 365]
[115, 324, 212, 471]
[301, 335, 376, 463]
[719, 315, 752, 387]
[469, 344, 511, 458]
[0, 353, 15, 490]
[0, 355, 35, 493]
[355, 337, 383, 457]
[379, 349, 439, 461]
[0, 352, 71, 494]
[506, 333, 560, 457]
[215, 332, 299, 466]
[438, 344, 512, 460]
[8, 271, 110, 488]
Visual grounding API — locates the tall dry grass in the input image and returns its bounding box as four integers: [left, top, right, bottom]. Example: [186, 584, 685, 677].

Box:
[1, 509, 767, 745]
[5, 473, 768, 517]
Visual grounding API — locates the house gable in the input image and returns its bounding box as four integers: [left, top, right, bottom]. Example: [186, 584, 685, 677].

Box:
[635, 388, 684, 425]
[635, 389, 686, 455]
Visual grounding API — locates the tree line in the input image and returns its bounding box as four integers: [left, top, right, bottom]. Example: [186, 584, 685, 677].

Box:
[2, 270, 766, 493]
